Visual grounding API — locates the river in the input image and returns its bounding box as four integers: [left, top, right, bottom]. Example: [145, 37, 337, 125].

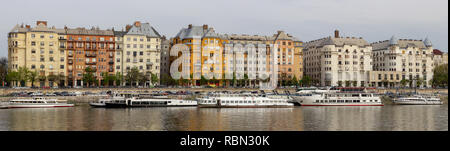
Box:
[0, 104, 447, 131]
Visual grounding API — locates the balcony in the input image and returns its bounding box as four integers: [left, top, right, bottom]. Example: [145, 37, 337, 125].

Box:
[68, 53, 73, 57]
[85, 53, 97, 57]
[68, 60, 73, 64]
[109, 55, 114, 58]
[109, 69, 114, 72]
[108, 61, 114, 65]
[86, 62, 97, 65]
[60, 46, 66, 49]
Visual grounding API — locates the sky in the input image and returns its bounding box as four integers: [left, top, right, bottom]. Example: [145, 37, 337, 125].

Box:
[0, 0, 448, 57]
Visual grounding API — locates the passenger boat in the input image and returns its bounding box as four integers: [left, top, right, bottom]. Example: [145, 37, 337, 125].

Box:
[104, 95, 196, 108]
[89, 92, 126, 107]
[291, 87, 383, 106]
[393, 95, 443, 105]
[7, 97, 74, 108]
[196, 93, 294, 108]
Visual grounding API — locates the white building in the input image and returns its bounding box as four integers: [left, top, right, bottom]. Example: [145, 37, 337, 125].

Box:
[303, 30, 373, 87]
[371, 36, 434, 88]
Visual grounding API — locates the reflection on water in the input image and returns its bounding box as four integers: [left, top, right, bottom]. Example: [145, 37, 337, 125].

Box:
[0, 104, 447, 131]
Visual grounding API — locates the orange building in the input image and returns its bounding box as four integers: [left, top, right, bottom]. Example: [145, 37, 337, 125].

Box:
[66, 28, 115, 87]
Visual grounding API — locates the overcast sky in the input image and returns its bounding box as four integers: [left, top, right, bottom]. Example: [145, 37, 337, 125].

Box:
[0, 0, 448, 57]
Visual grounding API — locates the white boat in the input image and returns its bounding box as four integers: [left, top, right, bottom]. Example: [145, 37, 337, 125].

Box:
[105, 96, 197, 108]
[197, 93, 294, 108]
[291, 87, 383, 106]
[7, 97, 74, 108]
[393, 95, 443, 105]
[90, 92, 126, 107]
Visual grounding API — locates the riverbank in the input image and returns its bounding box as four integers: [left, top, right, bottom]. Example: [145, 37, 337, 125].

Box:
[1, 87, 447, 96]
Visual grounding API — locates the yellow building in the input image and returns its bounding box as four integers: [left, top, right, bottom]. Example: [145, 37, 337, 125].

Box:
[8, 21, 67, 87]
[172, 24, 228, 86]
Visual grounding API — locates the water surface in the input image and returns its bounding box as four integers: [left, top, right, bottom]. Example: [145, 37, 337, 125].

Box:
[0, 104, 447, 131]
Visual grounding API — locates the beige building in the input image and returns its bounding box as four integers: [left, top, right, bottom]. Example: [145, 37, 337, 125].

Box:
[122, 21, 162, 86]
[303, 30, 373, 87]
[371, 36, 434, 88]
[8, 21, 67, 87]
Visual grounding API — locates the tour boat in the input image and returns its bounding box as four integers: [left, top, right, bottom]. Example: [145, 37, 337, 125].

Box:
[393, 95, 443, 105]
[104, 95, 196, 108]
[291, 87, 383, 106]
[7, 97, 74, 108]
[90, 92, 126, 107]
[196, 93, 294, 108]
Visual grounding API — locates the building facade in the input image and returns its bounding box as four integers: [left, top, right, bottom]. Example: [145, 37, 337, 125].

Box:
[303, 30, 373, 87]
[121, 21, 162, 86]
[371, 36, 434, 87]
[7, 21, 162, 87]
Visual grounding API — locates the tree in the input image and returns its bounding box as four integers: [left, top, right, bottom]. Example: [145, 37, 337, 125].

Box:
[243, 74, 249, 87]
[0, 57, 7, 87]
[27, 70, 38, 87]
[301, 75, 312, 87]
[431, 64, 448, 87]
[82, 67, 96, 87]
[125, 67, 141, 87]
[292, 76, 299, 87]
[200, 75, 208, 86]
[6, 71, 19, 87]
[115, 72, 123, 86]
[17, 66, 29, 87]
[345, 80, 351, 87]
[416, 77, 424, 88]
[400, 79, 408, 88]
[151, 73, 159, 86]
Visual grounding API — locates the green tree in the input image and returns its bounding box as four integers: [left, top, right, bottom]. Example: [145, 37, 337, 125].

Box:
[82, 67, 96, 87]
[400, 79, 408, 88]
[416, 77, 424, 88]
[115, 72, 123, 86]
[292, 76, 299, 87]
[151, 73, 159, 85]
[0, 57, 8, 87]
[17, 66, 29, 86]
[125, 67, 141, 87]
[301, 75, 312, 87]
[431, 64, 448, 87]
[6, 71, 19, 87]
[27, 70, 38, 87]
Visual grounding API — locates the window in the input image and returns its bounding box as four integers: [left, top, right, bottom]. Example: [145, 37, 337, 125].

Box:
[60, 65, 64, 69]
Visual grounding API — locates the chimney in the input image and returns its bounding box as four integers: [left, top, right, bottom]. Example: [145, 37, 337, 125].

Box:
[134, 21, 141, 27]
[37, 21, 47, 26]
[125, 24, 132, 31]
[188, 24, 192, 29]
[203, 24, 208, 30]
[25, 25, 31, 29]
[334, 30, 340, 38]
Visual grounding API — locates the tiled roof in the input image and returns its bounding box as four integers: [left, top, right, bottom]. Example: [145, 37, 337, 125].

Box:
[126, 23, 161, 38]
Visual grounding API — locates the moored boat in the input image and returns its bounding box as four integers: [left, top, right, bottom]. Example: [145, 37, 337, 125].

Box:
[7, 97, 74, 108]
[393, 95, 443, 105]
[196, 93, 294, 108]
[90, 92, 126, 107]
[291, 87, 383, 106]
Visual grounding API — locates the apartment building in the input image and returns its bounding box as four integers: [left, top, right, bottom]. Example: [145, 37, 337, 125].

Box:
[121, 21, 162, 86]
[303, 30, 373, 87]
[371, 36, 434, 87]
[8, 21, 67, 87]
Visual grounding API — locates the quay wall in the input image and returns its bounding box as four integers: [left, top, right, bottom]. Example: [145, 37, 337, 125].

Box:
[1, 88, 447, 96]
